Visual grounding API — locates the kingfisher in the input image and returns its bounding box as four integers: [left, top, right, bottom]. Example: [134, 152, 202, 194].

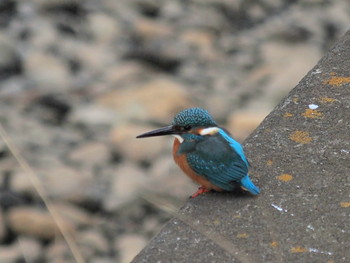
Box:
[136, 107, 260, 198]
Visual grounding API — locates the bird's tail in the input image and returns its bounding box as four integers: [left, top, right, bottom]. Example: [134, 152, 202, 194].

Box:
[240, 175, 260, 195]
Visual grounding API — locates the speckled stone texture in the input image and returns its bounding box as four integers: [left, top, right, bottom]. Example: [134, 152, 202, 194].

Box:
[133, 30, 350, 263]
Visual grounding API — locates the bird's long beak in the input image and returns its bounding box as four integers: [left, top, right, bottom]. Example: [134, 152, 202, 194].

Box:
[136, 125, 176, 138]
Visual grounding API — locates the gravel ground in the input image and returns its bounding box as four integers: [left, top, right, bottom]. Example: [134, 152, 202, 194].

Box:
[0, 0, 349, 262]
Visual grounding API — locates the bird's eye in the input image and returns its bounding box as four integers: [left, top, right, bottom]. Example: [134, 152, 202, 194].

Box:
[184, 125, 191, 131]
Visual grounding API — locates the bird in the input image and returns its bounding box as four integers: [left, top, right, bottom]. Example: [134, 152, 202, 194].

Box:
[136, 107, 260, 198]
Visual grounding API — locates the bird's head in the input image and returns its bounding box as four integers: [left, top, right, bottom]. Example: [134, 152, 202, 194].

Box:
[136, 108, 219, 142]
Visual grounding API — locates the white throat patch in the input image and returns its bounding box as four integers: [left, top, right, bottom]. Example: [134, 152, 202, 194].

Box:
[172, 134, 184, 143]
[199, 127, 220, 136]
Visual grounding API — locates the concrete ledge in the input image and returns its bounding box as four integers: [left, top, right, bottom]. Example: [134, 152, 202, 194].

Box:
[133, 30, 350, 263]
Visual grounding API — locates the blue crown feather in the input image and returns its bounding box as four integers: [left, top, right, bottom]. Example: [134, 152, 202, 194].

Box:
[172, 108, 217, 127]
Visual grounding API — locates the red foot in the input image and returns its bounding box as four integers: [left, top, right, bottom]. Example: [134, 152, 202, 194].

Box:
[191, 186, 210, 198]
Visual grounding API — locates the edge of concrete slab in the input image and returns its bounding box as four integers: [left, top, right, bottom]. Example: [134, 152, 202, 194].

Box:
[133, 29, 350, 263]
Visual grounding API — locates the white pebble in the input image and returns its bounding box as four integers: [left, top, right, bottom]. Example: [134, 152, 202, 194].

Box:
[308, 104, 319, 110]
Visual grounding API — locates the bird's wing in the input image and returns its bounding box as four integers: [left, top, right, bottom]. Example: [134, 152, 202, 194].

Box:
[186, 133, 248, 191]
[218, 128, 249, 166]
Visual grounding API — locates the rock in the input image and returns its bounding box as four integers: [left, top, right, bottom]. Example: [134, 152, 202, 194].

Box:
[132, 18, 173, 40]
[40, 165, 94, 203]
[134, 0, 159, 17]
[0, 210, 6, 242]
[103, 62, 152, 86]
[92, 258, 115, 263]
[227, 111, 269, 141]
[24, 51, 71, 91]
[0, 244, 21, 263]
[45, 239, 72, 263]
[246, 42, 321, 111]
[33, 0, 82, 8]
[74, 42, 114, 72]
[77, 229, 109, 253]
[69, 104, 118, 127]
[17, 237, 42, 263]
[11, 170, 35, 195]
[29, 94, 72, 125]
[180, 29, 217, 60]
[246, 3, 267, 22]
[0, 134, 6, 154]
[109, 123, 170, 163]
[162, 1, 184, 19]
[261, 42, 320, 92]
[142, 216, 162, 235]
[52, 202, 93, 227]
[204, 93, 237, 121]
[103, 163, 147, 211]
[0, 32, 19, 70]
[7, 206, 73, 240]
[116, 234, 147, 263]
[0, 77, 27, 96]
[89, 13, 120, 44]
[29, 17, 58, 49]
[14, 158, 97, 206]
[97, 77, 192, 123]
[147, 156, 196, 199]
[68, 142, 110, 166]
[0, 0, 17, 27]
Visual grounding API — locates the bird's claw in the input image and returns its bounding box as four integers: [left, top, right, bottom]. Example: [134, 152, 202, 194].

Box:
[190, 186, 210, 198]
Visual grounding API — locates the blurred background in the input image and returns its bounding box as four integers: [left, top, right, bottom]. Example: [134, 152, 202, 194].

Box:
[0, 0, 349, 262]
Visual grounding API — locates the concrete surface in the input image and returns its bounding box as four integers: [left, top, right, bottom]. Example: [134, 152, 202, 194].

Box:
[132, 29, 350, 262]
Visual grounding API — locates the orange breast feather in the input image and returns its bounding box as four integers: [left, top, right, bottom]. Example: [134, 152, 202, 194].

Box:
[172, 138, 222, 191]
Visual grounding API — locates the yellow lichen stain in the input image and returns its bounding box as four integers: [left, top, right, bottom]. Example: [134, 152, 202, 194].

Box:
[284, 112, 294, 118]
[330, 72, 336, 76]
[270, 241, 278, 248]
[289, 131, 313, 144]
[291, 246, 308, 253]
[277, 173, 293, 182]
[340, 202, 350, 208]
[327, 261, 335, 263]
[233, 214, 241, 219]
[324, 76, 350, 87]
[236, 233, 249, 238]
[213, 219, 220, 225]
[266, 160, 273, 166]
[302, 109, 323, 119]
[292, 97, 299, 103]
[319, 97, 336, 103]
